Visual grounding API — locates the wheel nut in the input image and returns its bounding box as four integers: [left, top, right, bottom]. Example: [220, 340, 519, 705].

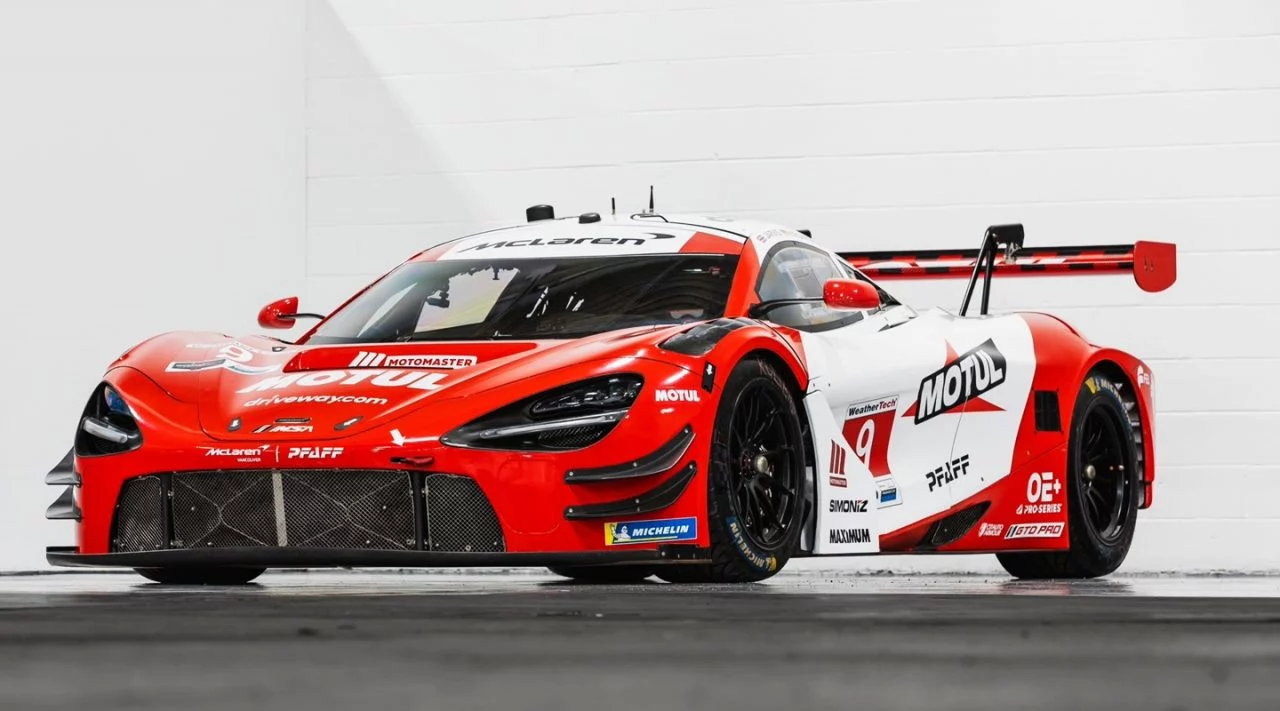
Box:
[752, 454, 772, 474]
[1084, 464, 1097, 481]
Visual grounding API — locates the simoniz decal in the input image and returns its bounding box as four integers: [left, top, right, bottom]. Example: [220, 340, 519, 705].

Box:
[348, 352, 477, 369]
[912, 339, 1006, 424]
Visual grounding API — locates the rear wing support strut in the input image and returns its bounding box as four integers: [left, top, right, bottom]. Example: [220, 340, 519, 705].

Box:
[838, 223, 1177, 317]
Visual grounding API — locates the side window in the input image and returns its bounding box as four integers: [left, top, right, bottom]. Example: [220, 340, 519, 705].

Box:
[758, 245, 864, 330]
[837, 260, 900, 307]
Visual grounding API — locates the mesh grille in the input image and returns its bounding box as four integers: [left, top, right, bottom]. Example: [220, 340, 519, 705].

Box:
[535, 424, 610, 450]
[425, 474, 504, 553]
[111, 469, 503, 554]
[928, 501, 991, 548]
[281, 471, 415, 550]
[112, 476, 166, 552]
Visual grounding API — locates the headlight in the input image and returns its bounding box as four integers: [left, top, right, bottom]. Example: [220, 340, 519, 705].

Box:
[443, 374, 643, 451]
[75, 383, 143, 456]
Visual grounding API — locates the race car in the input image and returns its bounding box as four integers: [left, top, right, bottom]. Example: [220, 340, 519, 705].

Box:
[44, 203, 1176, 584]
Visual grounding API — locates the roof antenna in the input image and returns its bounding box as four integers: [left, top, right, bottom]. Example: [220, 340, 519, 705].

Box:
[611, 197, 616, 216]
[648, 185, 655, 213]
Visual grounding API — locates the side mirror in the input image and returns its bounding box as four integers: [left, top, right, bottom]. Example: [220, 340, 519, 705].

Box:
[257, 296, 324, 329]
[823, 279, 881, 310]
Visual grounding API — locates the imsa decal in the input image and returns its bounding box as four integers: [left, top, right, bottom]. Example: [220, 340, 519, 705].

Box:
[914, 339, 1007, 423]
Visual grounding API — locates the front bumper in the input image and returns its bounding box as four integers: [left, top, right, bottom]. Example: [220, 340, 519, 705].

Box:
[46, 545, 710, 569]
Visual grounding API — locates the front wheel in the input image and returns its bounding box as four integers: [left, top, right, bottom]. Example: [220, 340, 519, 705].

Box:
[657, 357, 805, 584]
[997, 371, 1140, 579]
[134, 567, 265, 585]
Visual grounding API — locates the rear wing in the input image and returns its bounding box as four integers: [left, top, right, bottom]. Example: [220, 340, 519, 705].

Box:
[838, 224, 1177, 316]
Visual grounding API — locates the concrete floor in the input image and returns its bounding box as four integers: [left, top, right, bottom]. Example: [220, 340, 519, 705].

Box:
[2, 570, 1279, 710]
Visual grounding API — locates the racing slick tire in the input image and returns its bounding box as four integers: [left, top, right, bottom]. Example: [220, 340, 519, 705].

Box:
[997, 371, 1140, 579]
[657, 357, 804, 584]
[134, 567, 266, 585]
[546, 565, 654, 583]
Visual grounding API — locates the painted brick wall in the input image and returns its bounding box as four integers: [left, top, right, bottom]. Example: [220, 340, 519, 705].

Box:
[306, 0, 1280, 573]
[0, 1, 307, 570]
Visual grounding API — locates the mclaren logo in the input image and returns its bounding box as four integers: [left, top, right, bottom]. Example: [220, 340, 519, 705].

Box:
[912, 339, 1007, 423]
[459, 233, 676, 251]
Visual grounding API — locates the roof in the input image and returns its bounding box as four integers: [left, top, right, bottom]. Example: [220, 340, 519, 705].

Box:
[416, 212, 806, 261]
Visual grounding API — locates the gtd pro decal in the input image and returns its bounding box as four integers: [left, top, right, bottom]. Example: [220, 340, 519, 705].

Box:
[910, 339, 1006, 423]
[237, 370, 447, 394]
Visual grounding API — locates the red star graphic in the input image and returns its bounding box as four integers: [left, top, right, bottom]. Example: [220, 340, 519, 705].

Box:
[902, 341, 1004, 418]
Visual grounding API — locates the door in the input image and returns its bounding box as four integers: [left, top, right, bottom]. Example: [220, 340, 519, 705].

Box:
[756, 244, 964, 551]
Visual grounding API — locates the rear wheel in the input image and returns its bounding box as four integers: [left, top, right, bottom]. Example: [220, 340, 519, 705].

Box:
[134, 567, 265, 585]
[998, 372, 1139, 579]
[657, 358, 804, 584]
[546, 565, 653, 583]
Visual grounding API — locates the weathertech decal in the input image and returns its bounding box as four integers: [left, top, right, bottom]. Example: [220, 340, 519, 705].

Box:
[843, 396, 897, 476]
[911, 339, 1006, 423]
[348, 352, 477, 369]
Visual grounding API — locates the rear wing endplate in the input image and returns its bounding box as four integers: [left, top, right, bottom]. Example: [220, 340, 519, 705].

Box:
[838, 224, 1176, 316]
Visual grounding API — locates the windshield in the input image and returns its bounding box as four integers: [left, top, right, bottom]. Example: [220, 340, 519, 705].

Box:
[305, 255, 739, 344]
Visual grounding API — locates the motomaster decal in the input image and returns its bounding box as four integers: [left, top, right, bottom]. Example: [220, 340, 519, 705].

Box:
[604, 517, 696, 546]
[348, 352, 477, 369]
[843, 396, 897, 476]
[925, 453, 971, 492]
[907, 339, 1006, 423]
[1005, 523, 1064, 539]
[654, 389, 701, 403]
[828, 441, 847, 488]
[237, 370, 446, 393]
[828, 528, 871, 544]
[1018, 471, 1063, 515]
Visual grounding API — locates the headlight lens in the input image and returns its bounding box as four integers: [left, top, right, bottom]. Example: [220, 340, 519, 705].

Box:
[75, 383, 143, 456]
[444, 374, 643, 451]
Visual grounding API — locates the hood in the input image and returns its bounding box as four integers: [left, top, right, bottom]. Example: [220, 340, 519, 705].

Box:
[117, 327, 687, 441]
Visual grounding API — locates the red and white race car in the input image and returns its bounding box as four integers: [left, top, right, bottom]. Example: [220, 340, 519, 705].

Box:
[45, 204, 1176, 584]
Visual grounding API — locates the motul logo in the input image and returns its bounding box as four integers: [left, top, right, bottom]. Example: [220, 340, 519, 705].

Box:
[654, 389, 701, 403]
[829, 441, 846, 474]
[237, 370, 446, 393]
[915, 339, 1007, 423]
[348, 352, 476, 369]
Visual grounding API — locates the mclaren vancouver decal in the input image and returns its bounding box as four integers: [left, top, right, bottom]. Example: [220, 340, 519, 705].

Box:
[348, 352, 477, 369]
[909, 339, 1007, 424]
[604, 517, 697, 546]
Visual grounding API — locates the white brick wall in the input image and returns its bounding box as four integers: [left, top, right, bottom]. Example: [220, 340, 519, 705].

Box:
[0, 1, 307, 570]
[307, 0, 1280, 573]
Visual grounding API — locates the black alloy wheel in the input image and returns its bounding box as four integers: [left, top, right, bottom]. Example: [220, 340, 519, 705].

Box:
[997, 371, 1139, 579]
[658, 358, 805, 584]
